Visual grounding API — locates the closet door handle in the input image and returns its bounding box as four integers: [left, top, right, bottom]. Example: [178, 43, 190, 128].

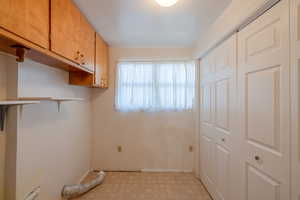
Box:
[254, 156, 260, 161]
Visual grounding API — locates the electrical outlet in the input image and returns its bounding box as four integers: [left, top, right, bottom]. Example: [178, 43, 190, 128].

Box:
[117, 145, 122, 152]
[189, 145, 193, 152]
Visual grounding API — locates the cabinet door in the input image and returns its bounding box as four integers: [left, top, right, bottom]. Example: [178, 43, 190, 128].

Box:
[79, 15, 95, 72]
[51, 0, 81, 63]
[95, 33, 109, 88]
[0, 0, 49, 48]
[238, 1, 290, 200]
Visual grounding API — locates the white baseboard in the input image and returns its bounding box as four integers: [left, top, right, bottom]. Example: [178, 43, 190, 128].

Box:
[77, 169, 92, 184]
[141, 169, 193, 173]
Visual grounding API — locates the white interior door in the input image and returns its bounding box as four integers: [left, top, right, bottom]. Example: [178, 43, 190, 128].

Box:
[213, 35, 236, 200]
[290, 0, 300, 199]
[200, 34, 237, 200]
[200, 53, 217, 196]
[238, 1, 290, 200]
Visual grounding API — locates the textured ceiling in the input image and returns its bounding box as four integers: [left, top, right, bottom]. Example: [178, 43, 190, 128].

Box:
[73, 0, 231, 48]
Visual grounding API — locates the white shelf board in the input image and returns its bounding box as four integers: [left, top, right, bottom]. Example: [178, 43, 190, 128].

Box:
[51, 98, 84, 101]
[17, 97, 84, 112]
[0, 101, 40, 106]
[18, 97, 84, 102]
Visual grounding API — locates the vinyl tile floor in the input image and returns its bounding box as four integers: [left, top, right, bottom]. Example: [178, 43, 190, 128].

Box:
[74, 172, 212, 200]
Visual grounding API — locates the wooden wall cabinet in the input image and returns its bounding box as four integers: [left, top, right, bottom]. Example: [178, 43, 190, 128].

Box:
[0, 0, 50, 49]
[51, 0, 95, 72]
[0, 0, 108, 88]
[69, 33, 109, 88]
[94, 33, 109, 88]
[79, 15, 96, 72]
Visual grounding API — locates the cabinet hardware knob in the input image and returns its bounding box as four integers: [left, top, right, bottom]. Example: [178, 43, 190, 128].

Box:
[222, 138, 225, 142]
[255, 156, 260, 161]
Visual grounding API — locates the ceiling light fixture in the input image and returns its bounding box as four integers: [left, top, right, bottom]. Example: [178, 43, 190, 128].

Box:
[155, 0, 179, 7]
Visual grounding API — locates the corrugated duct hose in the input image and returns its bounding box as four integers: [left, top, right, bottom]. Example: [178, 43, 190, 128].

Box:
[61, 171, 106, 199]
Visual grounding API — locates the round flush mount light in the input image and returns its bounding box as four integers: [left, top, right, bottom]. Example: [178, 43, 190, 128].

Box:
[155, 0, 179, 7]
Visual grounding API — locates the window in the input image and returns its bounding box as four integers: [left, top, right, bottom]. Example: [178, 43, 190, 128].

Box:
[115, 60, 195, 112]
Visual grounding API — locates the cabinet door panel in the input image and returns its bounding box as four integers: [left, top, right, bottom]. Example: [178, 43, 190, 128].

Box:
[95, 33, 109, 87]
[0, 0, 49, 48]
[79, 15, 95, 72]
[51, 0, 80, 63]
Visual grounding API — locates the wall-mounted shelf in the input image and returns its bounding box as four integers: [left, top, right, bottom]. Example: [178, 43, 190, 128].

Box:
[0, 100, 40, 131]
[18, 97, 84, 101]
[18, 97, 84, 111]
[0, 97, 84, 131]
[0, 100, 40, 105]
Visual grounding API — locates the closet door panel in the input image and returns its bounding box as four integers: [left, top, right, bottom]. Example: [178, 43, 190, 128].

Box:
[214, 35, 237, 200]
[291, 0, 300, 199]
[238, 1, 290, 199]
[246, 165, 280, 200]
[246, 68, 280, 150]
[201, 85, 212, 125]
[213, 35, 236, 148]
[200, 135, 216, 195]
[216, 145, 230, 200]
[200, 34, 238, 200]
[215, 79, 229, 131]
[200, 55, 216, 140]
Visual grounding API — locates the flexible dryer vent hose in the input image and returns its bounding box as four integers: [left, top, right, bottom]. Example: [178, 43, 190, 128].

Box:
[61, 171, 106, 199]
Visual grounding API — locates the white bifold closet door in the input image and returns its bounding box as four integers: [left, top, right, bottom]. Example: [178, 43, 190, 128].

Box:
[237, 1, 290, 200]
[200, 34, 237, 200]
[291, 0, 300, 199]
[200, 1, 292, 200]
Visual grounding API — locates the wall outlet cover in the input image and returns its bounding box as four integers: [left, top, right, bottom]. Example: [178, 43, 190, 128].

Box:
[117, 145, 122, 152]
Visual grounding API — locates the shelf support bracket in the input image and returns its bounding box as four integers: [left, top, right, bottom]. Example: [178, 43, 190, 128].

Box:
[0, 106, 9, 131]
[57, 101, 61, 112]
[11, 45, 30, 62]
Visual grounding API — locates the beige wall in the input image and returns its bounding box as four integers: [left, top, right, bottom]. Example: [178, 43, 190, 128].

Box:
[0, 54, 9, 200]
[193, 0, 272, 57]
[91, 48, 196, 172]
[1, 48, 195, 199]
[16, 60, 92, 200]
[0, 56, 93, 200]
